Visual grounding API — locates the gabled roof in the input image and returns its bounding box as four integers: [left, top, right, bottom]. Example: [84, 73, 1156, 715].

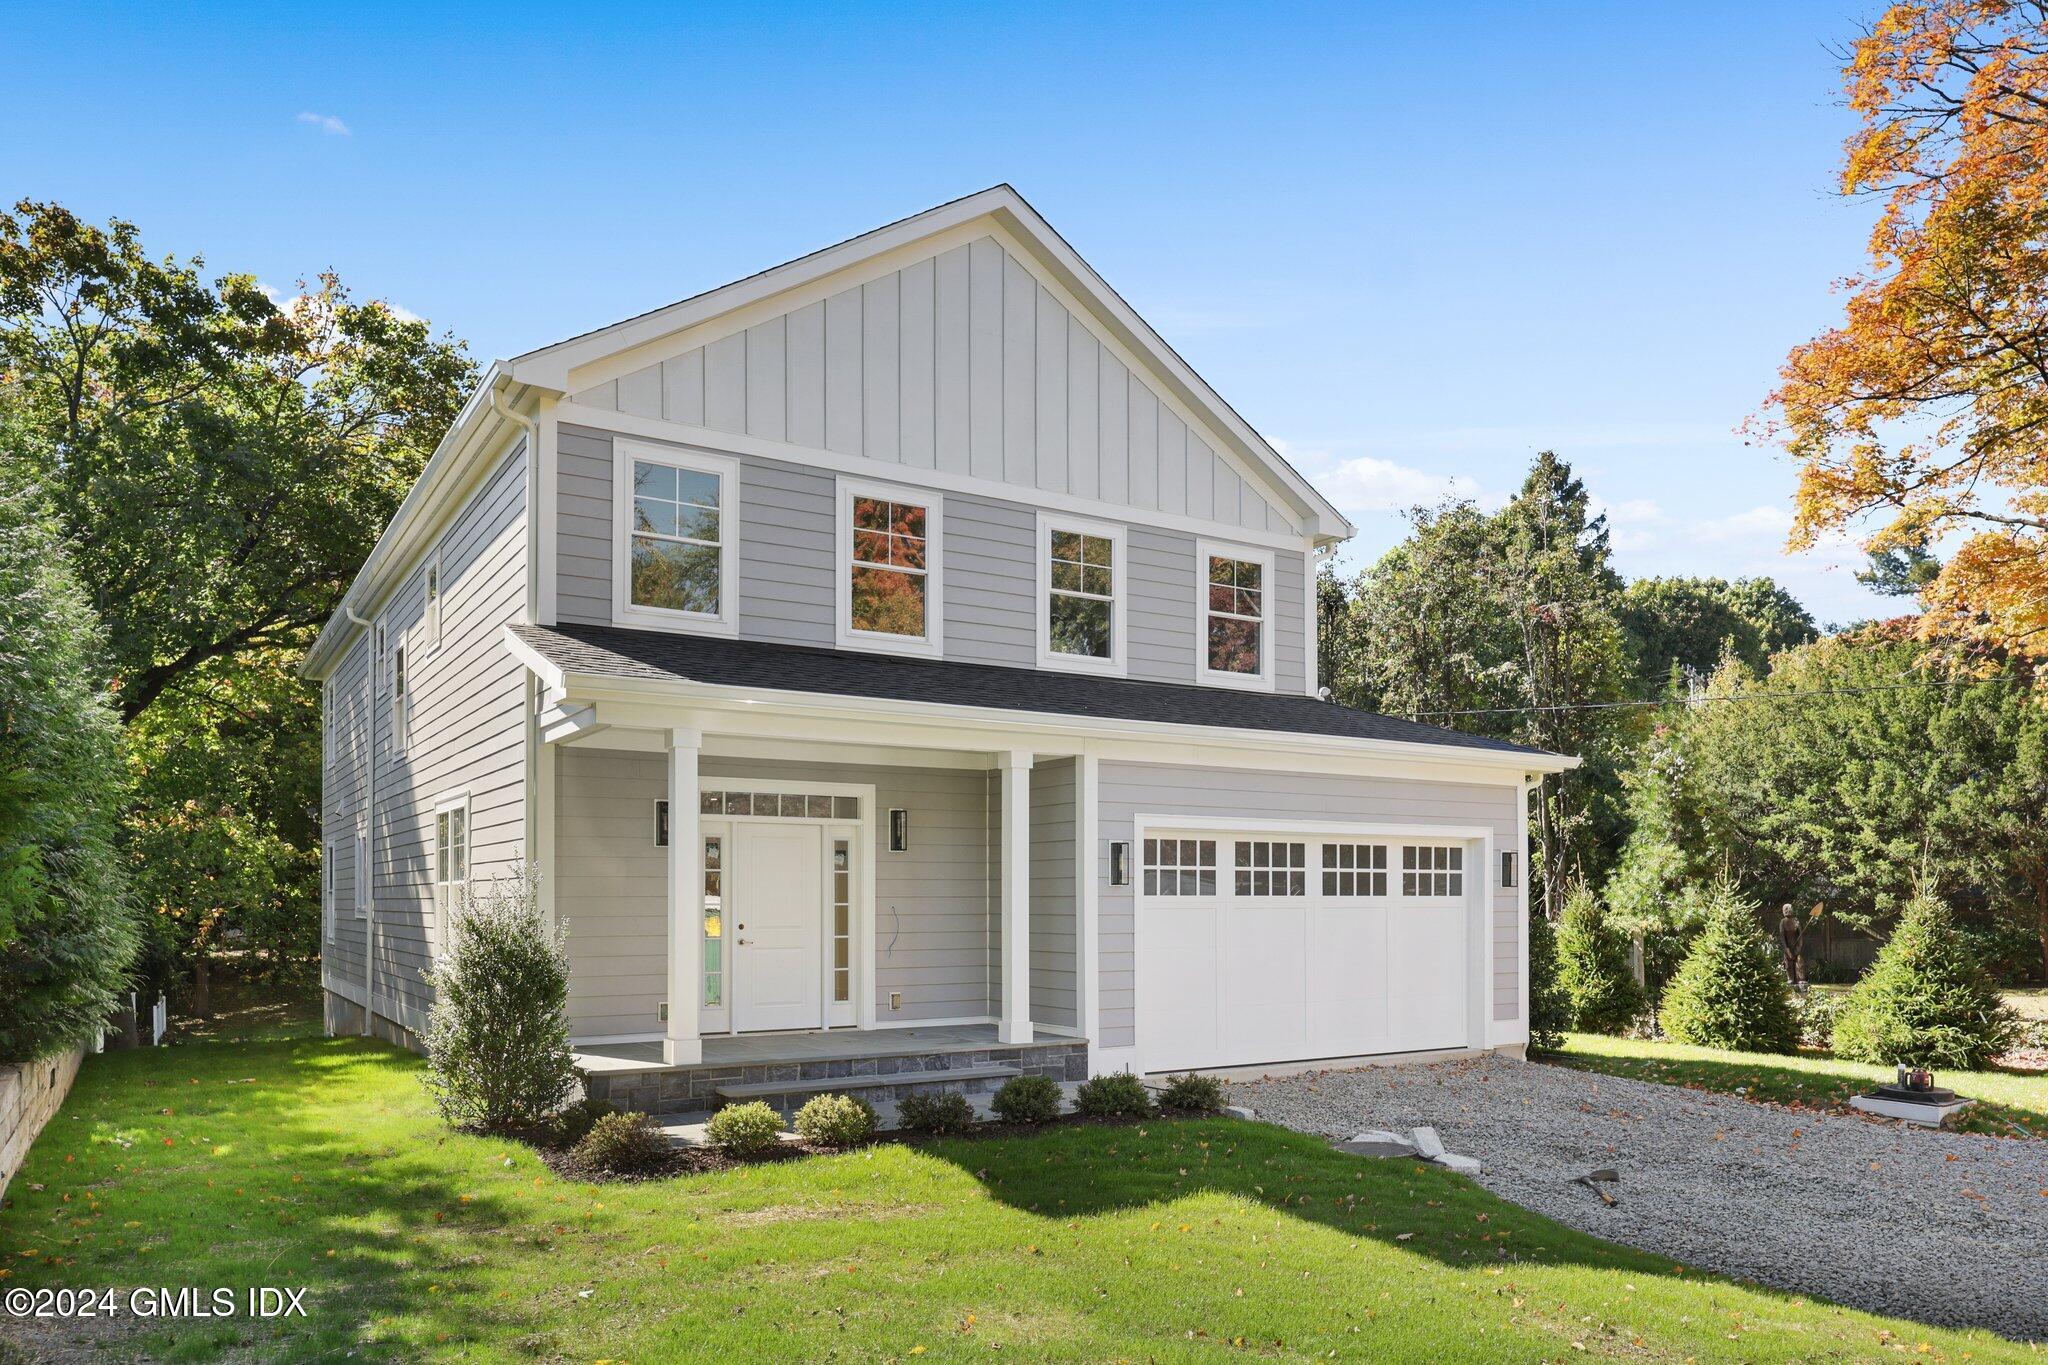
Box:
[506, 185, 1353, 543]
[507, 622, 1569, 766]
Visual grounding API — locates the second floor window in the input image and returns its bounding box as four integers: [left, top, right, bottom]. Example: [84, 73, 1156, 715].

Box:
[613, 442, 740, 633]
[1039, 515, 1126, 672]
[389, 642, 409, 754]
[1201, 546, 1272, 686]
[838, 479, 942, 655]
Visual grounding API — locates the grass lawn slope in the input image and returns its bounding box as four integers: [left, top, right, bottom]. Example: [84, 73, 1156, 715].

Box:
[1556, 1032, 2048, 1139]
[1, 1036, 2033, 1361]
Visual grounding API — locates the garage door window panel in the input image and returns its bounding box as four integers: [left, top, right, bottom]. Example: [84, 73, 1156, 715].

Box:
[1401, 845, 1464, 898]
[1323, 842, 1389, 897]
[1234, 840, 1306, 897]
[1143, 837, 1216, 897]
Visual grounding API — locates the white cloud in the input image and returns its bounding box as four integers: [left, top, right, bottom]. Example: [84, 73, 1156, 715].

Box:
[295, 111, 351, 136]
[1273, 439, 1499, 517]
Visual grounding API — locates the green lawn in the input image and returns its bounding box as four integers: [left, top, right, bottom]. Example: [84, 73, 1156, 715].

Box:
[1, 1040, 2033, 1362]
[1554, 1032, 2048, 1139]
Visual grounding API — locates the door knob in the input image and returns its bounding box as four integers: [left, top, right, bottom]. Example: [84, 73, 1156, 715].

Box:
[737, 937, 752, 946]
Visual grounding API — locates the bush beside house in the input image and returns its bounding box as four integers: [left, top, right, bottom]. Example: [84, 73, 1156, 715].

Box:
[1554, 884, 1644, 1035]
[1527, 901, 1571, 1052]
[1658, 885, 1800, 1054]
[1833, 893, 2018, 1069]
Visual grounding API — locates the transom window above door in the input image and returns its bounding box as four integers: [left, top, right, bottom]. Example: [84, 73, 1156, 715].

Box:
[1198, 543, 1274, 688]
[1037, 515, 1127, 673]
[837, 480, 943, 656]
[612, 441, 739, 634]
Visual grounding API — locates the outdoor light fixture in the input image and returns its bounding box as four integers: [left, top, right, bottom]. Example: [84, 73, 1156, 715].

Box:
[655, 799, 670, 847]
[1109, 840, 1131, 886]
[1500, 849, 1517, 889]
[888, 808, 909, 852]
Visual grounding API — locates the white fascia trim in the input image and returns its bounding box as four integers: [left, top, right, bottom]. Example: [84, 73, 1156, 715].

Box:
[508, 638, 1578, 775]
[609, 440, 743, 636]
[1195, 539, 1277, 692]
[1136, 815, 1495, 842]
[557, 402, 1313, 556]
[305, 365, 541, 680]
[1034, 511, 1129, 677]
[833, 475, 945, 659]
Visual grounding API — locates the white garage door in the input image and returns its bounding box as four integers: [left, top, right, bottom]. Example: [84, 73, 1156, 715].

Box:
[1135, 832, 1477, 1073]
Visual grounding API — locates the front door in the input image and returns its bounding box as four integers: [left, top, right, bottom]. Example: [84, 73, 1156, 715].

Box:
[733, 823, 825, 1032]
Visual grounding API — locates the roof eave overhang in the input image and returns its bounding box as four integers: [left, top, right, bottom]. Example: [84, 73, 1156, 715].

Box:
[501, 627, 1577, 776]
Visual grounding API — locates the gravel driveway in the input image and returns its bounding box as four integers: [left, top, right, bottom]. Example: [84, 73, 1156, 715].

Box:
[1236, 1054, 2048, 1342]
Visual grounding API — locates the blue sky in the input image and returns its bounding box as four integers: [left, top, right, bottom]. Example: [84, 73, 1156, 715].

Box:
[0, 1, 1892, 622]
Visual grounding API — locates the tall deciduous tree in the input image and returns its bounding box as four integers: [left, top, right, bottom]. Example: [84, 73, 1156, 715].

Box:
[1762, 2, 2048, 658]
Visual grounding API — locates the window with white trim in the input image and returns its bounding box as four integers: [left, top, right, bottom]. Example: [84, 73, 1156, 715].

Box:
[323, 839, 337, 943]
[434, 796, 470, 914]
[831, 838, 852, 1004]
[1322, 843, 1389, 897]
[837, 480, 942, 654]
[702, 834, 724, 1007]
[1142, 837, 1216, 897]
[613, 443, 739, 633]
[355, 816, 371, 917]
[1038, 516, 1126, 671]
[389, 642, 409, 755]
[1234, 840, 1306, 897]
[1401, 845, 1464, 898]
[423, 558, 442, 651]
[1203, 551, 1267, 679]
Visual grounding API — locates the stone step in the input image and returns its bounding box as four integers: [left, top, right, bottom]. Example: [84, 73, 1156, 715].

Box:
[714, 1062, 1022, 1104]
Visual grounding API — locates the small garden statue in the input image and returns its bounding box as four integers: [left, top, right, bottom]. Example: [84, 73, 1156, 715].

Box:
[1777, 903, 1805, 992]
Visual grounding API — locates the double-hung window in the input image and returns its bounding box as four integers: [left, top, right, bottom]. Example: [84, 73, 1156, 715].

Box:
[423, 558, 442, 652]
[836, 479, 942, 655]
[434, 795, 470, 915]
[1197, 542, 1275, 689]
[355, 815, 371, 918]
[613, 441, 740, 633]
[389, 640, 409, 756]
[323, 839, 337, 943]
[1036, 514, 1126, 673]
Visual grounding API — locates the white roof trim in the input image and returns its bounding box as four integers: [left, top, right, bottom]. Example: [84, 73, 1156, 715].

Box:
[506, 185, 1354, 542]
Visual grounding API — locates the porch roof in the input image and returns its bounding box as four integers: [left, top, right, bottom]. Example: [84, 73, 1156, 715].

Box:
[510, 621, 1557, 759]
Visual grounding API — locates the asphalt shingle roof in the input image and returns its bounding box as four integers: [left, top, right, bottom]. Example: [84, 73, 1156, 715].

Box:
[512, 622, 1555, 759]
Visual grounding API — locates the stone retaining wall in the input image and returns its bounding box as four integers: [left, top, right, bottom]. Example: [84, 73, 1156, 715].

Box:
[0, 1046, 86, 1201]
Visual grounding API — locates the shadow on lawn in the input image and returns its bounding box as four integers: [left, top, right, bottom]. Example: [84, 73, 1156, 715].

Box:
[1, 1036, 555, 1358]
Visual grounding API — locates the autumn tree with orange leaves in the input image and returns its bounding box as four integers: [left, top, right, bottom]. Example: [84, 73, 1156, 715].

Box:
[1764, 2, 2048, 658]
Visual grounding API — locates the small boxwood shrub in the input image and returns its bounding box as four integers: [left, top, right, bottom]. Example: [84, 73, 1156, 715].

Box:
[896, 1090, 976, 1135]
[1074, 1071, 1155, 1119]
[1158, 1072, 1226, 1113]
[990, 1074, 1063, 1124]
[792, 1093, 878, 1147]
[571, 1111, 668, 1175]
[1555, 882, 1645, 1035]
[1658, 883, 1799, 1054]
[550, 1095, 619, 1147]
[1834, 893, 2018, 1069]
[705, 1100, 784, 1156]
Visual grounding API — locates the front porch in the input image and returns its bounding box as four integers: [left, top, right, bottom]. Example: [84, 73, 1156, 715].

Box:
[573, 1023, 1089, 1116]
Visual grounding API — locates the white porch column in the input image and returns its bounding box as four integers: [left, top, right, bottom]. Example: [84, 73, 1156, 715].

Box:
[997, 750, 1034, 1045]
[664, 727, 703, 1065]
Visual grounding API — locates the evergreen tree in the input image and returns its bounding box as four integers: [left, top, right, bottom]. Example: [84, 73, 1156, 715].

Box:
[1658, 883, 1800, 1054]
[1833, 892, 2017, 1069]
[1553, 882, 1644, 1034]
[1526, 899, 1571, 1052]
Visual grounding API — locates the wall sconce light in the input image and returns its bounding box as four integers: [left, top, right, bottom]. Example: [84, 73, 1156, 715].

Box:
[1109, 841, 1131, 887]
[888, 808, 909, 852]
[654, 799, 670, 847]
[1500, 850, 1517, 889]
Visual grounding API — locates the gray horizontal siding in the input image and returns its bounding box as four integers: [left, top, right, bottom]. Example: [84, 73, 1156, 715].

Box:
[320, 636, 372, 992]
[1030, 758, 1078, 1029]
[1094, 762, 1521, 1050]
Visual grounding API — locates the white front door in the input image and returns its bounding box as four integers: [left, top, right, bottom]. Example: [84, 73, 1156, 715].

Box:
[733, 823, 825, 1032]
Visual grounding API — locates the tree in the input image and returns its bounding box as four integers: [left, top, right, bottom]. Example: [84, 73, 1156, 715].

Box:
[1617, 577, 1817, 682]
[0, 201, 474, 991]
[1834, 890, 2017, 1069]
[0, 445, 137, 1061]
[1327, 453, 1641, 897]
[1761, 3, 2048, 659]
[1553, 882, 1644, 1035]
[1526, 900, 1571, 1052]
[1857, 542, 1942, 599]
[1658, 882, 1800, 1055]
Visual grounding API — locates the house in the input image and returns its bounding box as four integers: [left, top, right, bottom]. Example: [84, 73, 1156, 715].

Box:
[305, 186, 1574, 1113]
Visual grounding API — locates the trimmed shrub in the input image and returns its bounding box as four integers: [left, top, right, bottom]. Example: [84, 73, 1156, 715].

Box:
[1158, 1072, 1226, 1113]
[1795, 990, 1844, 1050]
[1555, 882, 1645, 1035]
[793, 1093, 878, 1147]
[990, 1074, 1063, 1124]
[1526, 900, 1571, 1052]
[896, 1090, 976, 1135]
[1074, 1071, 1155, 1119]
[550, 1096, 619, 1147]
[0, 460, 136, 1064]
[572, 1111, 668, 1175]
[1834, 893, 2018, 1069]
[1658, 883, 1800, 1054]
[705, 1100, 783, 1156]
[421, 867, 577, 1132]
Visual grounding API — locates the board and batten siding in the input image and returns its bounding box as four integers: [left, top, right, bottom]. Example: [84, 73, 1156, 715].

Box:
[355, 440, 530, 1037]
[319, 635, 373, 993]
[1093, 762, 1522, 1051]
[571, 234, 1301, 539]
[556, 752, 1091, 1037]
[553, 424, 1306, 690]
[1028, 758, 1079, 1030]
